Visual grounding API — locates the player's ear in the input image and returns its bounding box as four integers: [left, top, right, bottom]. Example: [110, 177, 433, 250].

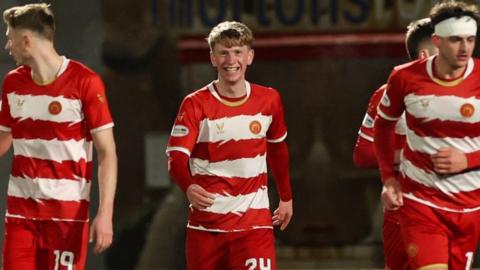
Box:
[419, 49, 428, 59]
[431, 34, 441, 48]
[210, 50, 217, 67]
[247, 48, 254, 65]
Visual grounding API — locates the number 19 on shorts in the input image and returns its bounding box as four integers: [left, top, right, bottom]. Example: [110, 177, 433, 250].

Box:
[54, 250, 74, 270]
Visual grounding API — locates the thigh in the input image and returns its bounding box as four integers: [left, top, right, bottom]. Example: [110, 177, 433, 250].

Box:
[383, 210, 410, 270]
[399, 200, 449, 270]
[2, 218, 37, 270]
[229, 229, 276, 270]
[448, 211, 480, 270]
[37, 221, 89, 270]
[186, 229, 228, 270]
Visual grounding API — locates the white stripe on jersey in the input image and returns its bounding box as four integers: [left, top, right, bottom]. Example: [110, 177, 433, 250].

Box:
[190, 154, 267, 179]
[186, 224, 273, 232]
[403, 193, 480, 213]
[406, 128, 480, 155]
[200, 186, 269, 214]
[378, 109, 401, 121]
[166, 146, 191, 156]
[267, 131, 287, 143]
[13, 138, 93, 163]
[8, 175, 91, 201]
[7, 92, 83, 123]
[401, 159, 480, 195]
[405, 93, 480, 124]
[5, 212, 89, 222]
[197, 113, 271, 143]
[358, 131, 374, 142]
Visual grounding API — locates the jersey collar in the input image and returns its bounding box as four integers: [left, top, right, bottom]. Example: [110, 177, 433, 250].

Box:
[426, 55, 474, 87]
[207, 81, 251, 107]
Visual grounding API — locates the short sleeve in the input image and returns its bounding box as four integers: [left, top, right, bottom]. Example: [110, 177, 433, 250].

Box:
[377, 70, 406, 122]
[266, 90, 288, 143]
[0, 78, 13, 132]
[358, 86, 385, 142]
[166, 96, 201, 156]
[81, 74, 114, 133]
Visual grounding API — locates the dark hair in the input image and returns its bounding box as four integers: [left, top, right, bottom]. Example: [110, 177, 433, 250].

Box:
[3, 3, 55, 41]
[405, 18, 433, 60]
[429, 0, 479, 27]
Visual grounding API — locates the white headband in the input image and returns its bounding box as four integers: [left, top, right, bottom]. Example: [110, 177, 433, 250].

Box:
[435, 16, 477, 37]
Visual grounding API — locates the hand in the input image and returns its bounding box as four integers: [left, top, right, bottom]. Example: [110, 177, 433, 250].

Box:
[186, 184, 215, 210]
[381, 177, 403, 211]
[272, 200, 293, 231]
[89, 214, 113, 254]
[431, 147, 467, 174]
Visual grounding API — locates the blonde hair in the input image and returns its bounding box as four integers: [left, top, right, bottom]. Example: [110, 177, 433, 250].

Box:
[207, 21, 253, 50]
[3, 3, 55, 41]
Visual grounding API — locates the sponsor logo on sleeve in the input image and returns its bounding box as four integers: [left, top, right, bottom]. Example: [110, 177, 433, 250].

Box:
[380, 93, 390, 107]
[171, 125, 189, 137]
[361, 114, 374, 128]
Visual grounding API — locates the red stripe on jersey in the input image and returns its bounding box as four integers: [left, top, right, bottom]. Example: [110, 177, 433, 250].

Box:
[197, 174, 267, 197]
[11, 156, 92, 181]
[11, 120, 91, 141]
[406, 112, 480, 139]
[192, 140, 266, 162]
[400, 174, 480, 211]
[189, 208, 272, 231]
[7, 196, 89, 221]
[402, 145, 435, 172]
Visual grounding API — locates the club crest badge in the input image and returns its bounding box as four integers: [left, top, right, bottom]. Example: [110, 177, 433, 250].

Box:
[249, 120, 262, 135]
[460, 103, 475, 118]
[48, 101, 62, 115]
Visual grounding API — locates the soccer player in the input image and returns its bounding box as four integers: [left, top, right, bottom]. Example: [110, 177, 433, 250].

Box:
[353, 18, 435, 270]
[0, 4, 117, 270]
[374, 1, 480, 269]
[167, 21, 293, 270]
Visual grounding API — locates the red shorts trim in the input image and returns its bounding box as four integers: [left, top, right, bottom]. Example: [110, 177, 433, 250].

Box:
[2, 217, 89, 270]
[399, 199, 480, 269]
[186, 228, 276, 270]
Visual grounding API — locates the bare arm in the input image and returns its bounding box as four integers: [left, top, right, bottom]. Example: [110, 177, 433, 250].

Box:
[0, 131, 12, 157]
[90, 128, 117, 254]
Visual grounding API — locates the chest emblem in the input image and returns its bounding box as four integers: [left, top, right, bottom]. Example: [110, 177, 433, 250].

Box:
[216, 122, 225, 134]
[460, 103, 475, 118]
[420, 99, 429, 109]
[249, 120, 262, 135]
[16, 99, 25, 108]
[48, 101, 62, 115]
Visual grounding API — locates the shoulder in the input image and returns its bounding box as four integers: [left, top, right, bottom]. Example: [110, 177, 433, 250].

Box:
[250, 82, 282, 100]
[2, 66, 30, 90]
[67, 60, 102, 81]
[392, 58, 426, 78]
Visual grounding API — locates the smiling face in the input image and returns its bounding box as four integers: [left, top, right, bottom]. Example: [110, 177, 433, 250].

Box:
[210, 42, 254, 86]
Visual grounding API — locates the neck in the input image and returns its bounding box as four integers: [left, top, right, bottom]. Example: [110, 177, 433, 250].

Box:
[434, 54, 467, 80]
[215, 78, 246, 98]
[28, 44, 63, 85]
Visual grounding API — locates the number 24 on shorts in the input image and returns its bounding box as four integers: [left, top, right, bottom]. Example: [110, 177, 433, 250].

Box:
[245, 257, 272, 270]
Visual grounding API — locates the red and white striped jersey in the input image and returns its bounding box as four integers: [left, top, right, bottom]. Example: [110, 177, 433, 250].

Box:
[378, 56, 480, 212]
[0, 57, 114, 222]
[358, 84, 406, 146]
[167, 81, 287, 232]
